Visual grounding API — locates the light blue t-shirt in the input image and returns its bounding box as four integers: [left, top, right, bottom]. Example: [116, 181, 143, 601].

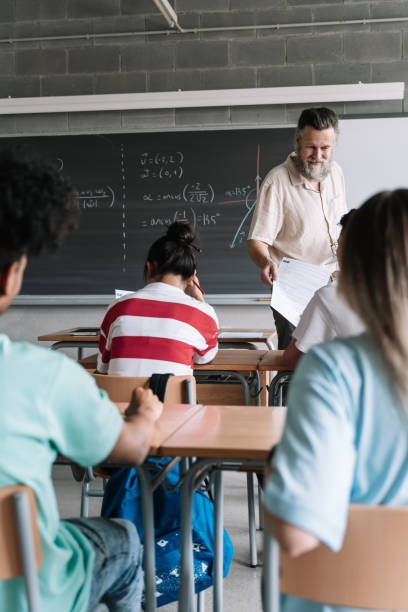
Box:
[264, 333, 408, 612]
[0, 334, 123, 612]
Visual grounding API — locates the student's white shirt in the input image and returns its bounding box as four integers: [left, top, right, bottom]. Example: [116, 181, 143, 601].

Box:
[293, 279, 364, 352]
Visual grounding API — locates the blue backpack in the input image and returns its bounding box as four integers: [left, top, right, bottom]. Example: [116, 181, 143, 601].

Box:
[101, 460, 234, 607]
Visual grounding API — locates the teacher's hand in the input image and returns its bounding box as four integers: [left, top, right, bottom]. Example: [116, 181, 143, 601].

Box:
[260, 261, 278, 287]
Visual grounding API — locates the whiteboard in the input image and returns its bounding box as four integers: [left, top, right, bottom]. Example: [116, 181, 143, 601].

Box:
[336, 116, 408, 210]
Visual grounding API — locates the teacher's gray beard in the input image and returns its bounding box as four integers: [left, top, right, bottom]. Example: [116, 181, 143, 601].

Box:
[294, 153, 332, 182]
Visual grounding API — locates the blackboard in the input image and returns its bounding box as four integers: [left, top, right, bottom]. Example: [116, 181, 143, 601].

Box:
[3, 128, 294, 296]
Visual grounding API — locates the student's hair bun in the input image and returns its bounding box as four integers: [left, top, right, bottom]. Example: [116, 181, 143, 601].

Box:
[146, 220, 199, 281]
[166, 221, 196, 246]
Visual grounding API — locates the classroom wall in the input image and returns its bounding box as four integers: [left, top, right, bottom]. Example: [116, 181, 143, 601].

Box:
[1, 0, 407, 344]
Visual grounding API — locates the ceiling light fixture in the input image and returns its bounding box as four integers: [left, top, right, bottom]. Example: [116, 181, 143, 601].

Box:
[152, 0, 179, 29]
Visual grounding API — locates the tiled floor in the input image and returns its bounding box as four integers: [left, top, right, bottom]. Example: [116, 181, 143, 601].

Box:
[53, 466, 264, 611]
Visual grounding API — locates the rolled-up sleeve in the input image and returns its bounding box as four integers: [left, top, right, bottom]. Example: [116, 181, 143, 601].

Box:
[248, 180, 283, 246]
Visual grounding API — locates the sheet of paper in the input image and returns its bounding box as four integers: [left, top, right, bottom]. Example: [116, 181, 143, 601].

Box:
[115, 288, 134, 299]
[70, 330, 99, 336]
[270, 258, 332, 327]
[218, 331, 263, 339]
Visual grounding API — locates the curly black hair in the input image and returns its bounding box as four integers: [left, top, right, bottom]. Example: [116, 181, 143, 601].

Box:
[0, 149, 78, 273]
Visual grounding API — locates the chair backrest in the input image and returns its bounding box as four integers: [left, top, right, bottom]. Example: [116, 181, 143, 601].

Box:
[0, 485, 42, 612]
[91, 373, 196, 404]
[280, 504, 408, 610]
[0, 485, 42, 581]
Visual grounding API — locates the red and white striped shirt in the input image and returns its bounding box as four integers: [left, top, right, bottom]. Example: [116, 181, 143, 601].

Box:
[97, 282, 219, 376]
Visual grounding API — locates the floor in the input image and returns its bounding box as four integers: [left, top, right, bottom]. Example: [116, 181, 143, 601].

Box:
[53, 465, 264, 611]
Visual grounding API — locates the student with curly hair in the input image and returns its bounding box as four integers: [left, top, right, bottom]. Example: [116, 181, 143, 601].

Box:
[0, 151, 163, 612]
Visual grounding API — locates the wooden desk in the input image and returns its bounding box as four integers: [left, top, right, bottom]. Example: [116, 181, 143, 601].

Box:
[258, 350, 294, 406]
[195, 348, 266, 371]
[38, 327, 99, 360]
[37, 328, 276, 360]
[81, 349, 287, 406]
[257, 349, 287, 371]
[159, 404, 286, 612]
[116, 402, 204, 455]
[218, 328, 276, 349]
[38, 327, 100, 343]
[101, 403, 285, 612]
[194, 349, 267, 406]
[161, 404, 285, 459]
[39, 327, 275, 345]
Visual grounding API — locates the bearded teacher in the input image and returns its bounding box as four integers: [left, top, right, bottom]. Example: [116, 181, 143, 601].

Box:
[247, 107, 347, 349]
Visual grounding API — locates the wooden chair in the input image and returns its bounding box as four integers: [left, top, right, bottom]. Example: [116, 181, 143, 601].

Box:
[263, 504, 408, 611]
[91, 372, 196, 404]
[0, 485, 42, 612]
[80, 373, 196, 518]
[0, 485, 109, 612]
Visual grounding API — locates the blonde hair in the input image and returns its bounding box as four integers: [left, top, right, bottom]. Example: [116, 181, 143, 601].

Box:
[339, 189, 408, 406]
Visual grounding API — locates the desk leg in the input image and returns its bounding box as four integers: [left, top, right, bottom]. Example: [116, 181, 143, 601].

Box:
[135, 466, 157, 612]
[247, 473, 257, 567]
[258, 371, 271, 406]
[262, 515, 280, 612]
[213, 469, 224, 612]
[179, 469, 195, 612]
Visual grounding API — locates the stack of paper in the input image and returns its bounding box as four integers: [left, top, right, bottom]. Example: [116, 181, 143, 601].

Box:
[270, 258, 332, 327]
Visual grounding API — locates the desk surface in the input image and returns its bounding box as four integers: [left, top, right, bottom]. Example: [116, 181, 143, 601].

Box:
[38, 327, 276, 346]
[257, 349, 290, 371]
[194, 348, 267, 371]
[38, 327, 100, 342]
[160, 404, 286, 459]
[78, 348, 288, 375]
[116, 402, 204, 455]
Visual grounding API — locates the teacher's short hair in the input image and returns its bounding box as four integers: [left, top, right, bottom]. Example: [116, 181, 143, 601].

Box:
[297, 107, 339, 135]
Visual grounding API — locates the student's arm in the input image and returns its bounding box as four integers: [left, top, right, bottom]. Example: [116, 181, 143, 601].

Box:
[48, 356, 160, 470]
[265, 514, 319, 557]
[247, 239, 277, 287]
[263, 346, 356, 555]
[107, 387, 163, 465]
[282, 339, 304, 370]
[185, 274, 205, 303]
[193, 305, 219, 365]
[263, 454, 318, 556]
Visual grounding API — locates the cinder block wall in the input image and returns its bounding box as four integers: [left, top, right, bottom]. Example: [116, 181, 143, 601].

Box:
[0, 0, 406, 136]
[1, 0, 407, 342]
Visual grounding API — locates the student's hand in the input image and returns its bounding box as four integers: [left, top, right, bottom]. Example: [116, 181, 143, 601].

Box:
[125, 387, 163, 422]
[185, 274, 205, 302]
[260, 261, 278, 287]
